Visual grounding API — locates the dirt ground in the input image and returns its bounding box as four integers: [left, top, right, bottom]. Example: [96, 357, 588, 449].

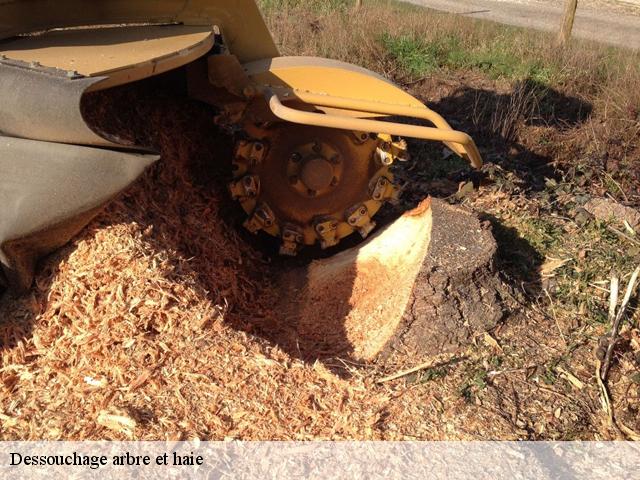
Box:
[1, 64, 639, 440]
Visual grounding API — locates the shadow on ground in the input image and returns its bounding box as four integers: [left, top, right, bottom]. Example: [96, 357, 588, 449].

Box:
[392, 78, 594, 298]
[406, 78, 593, 193]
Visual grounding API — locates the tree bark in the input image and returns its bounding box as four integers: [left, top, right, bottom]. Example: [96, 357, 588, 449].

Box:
[557, 0, 578, 46]
[378, 200, 511, 364]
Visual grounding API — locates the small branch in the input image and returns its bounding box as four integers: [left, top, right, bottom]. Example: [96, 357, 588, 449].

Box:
[619, 422, 640, 441]
[543, 288, 567, 345]
[601, 266, 640, 381]
[603, 171, 629, 203]
[596, 360, 640, 440]
[608, 274, 619, 323]
[596, 360, 613, 425]
[376, 355, 464, 384]
[607, 225, 640, 248]
[555, 365, 584, 390]
[401, 76, 428, 87]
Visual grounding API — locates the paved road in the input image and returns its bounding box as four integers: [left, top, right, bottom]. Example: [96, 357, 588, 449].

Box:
[403, 0, 640, 49]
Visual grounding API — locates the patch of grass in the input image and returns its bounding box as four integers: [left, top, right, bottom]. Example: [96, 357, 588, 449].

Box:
[540, 364, 559, 385]
[418, 366, 449, 383]
[488, 355, 503, 369]
[423, 149, 470, 180]
[380, 33, 461, 76]
[550, 219, 638, 318]
[492, 210, 564, 268]
[459, 368, 489, 403]
[380, 34, 437, 76]
[517, 216, 565, 254]
[380, 32, 558, 84]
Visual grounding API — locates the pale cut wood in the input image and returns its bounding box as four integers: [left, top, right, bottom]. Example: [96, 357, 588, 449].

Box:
[283, 198, 434, 361]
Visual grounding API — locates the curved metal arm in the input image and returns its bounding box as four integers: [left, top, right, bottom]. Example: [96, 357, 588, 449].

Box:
[265, 89, 483, 168]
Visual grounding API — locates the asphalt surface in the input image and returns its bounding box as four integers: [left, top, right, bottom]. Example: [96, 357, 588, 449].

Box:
[403, 0, 640, 49]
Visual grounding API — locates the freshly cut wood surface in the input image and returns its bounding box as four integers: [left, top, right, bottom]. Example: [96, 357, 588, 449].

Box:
[280, 198, 510, 362]
[290, 199, 433, 361]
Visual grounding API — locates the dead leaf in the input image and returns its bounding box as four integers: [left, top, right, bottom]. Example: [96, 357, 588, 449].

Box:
[540, 257, 571, 277]
[555, 366, 584, 390]
[483, 332, 503, 352]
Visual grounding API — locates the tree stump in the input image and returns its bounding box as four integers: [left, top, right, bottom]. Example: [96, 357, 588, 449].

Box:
[277, 198, 511, 362]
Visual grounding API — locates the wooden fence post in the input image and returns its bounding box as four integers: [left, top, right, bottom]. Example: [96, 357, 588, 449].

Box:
[557, 0, 578, 46]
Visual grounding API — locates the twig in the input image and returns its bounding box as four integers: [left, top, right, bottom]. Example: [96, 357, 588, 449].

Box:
[601, 266, 640, 381]
[595, 360, 613, 426]
[607, 225, 640, 248]
[589, 283, 610, 294]
[401, 76, 428, 87]
[596, 360, 640, 440]
[619, 422, 640, 441]
[543, 288, 567, 345]
[376, 355, 464, 384]
[555, 365, 584, 390]
[538, 385, 572, 401]
[603, 171, 629, 202]
[608, 274, 619, 323]
[623, 220, 636, 236]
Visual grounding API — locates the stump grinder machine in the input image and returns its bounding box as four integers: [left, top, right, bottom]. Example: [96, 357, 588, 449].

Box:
[0, 0, 482, 292]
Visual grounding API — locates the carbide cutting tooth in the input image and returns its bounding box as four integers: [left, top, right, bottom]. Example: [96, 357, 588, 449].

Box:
[228, 175, 260, 200]
[357, 219, 376, 239]
[280, 225, 303, 256]
[243, 203, 275, 234]
[314, 218, 340, 249]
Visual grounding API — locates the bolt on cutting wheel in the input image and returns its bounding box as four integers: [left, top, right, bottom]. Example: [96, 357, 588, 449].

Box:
[229, 122, 405, 255]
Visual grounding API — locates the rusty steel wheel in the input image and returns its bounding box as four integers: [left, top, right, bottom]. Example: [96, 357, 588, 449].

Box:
[229, 122, 405, 255]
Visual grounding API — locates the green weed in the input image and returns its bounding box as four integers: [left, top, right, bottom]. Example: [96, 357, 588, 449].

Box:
[380, 32, 559, 84]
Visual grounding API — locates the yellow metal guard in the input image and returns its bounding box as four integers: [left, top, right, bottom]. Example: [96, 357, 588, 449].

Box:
[266, 89, 483, 169]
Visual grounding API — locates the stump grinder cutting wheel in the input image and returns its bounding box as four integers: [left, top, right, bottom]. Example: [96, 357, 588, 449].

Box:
[0, 0, 482, 291]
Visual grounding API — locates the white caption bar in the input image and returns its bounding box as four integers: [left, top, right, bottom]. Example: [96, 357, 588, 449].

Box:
[1, 441, 639, 479]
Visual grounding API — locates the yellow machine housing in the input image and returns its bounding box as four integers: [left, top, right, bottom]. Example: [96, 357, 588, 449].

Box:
[0, 0, 483, 289]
